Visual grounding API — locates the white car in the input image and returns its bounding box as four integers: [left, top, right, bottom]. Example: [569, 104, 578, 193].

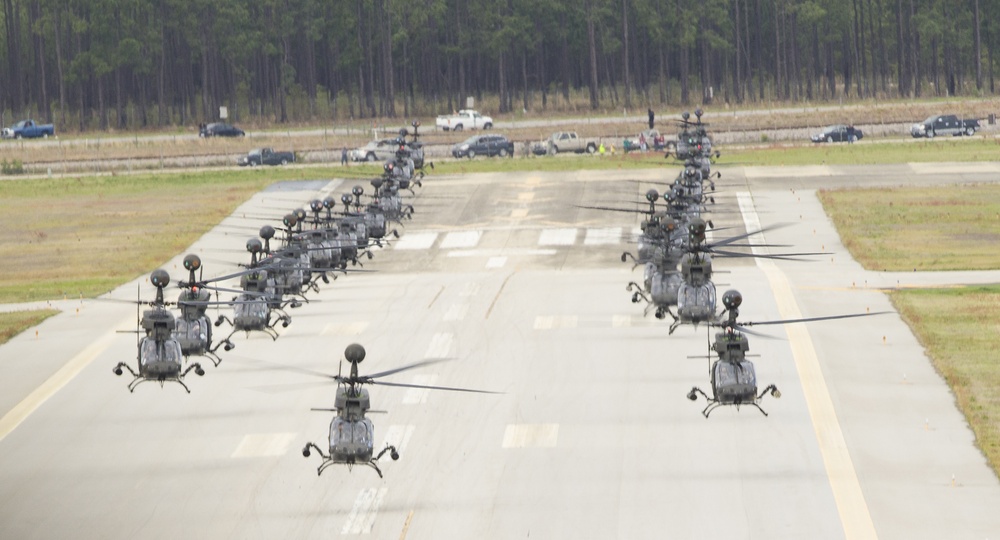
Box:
[435, 109, 493, 131]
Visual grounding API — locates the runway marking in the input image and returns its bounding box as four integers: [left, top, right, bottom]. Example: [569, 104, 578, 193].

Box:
[502, 424, 559, 448]
[0, 323, 123, 444]
[402, 375, 437, 404]
[611, 314, 632, 327]
[510, 208, 529, 218]
[342, 488, 387, 534]
[398, 510, 415, 540]
[533, 316, 578, 330]
[440, 230, 482, 249]
[230, 432, 298, 458]
[517, 192, 536, 202]
[380, 424, 415, 453]
[538, 228, 578, 246]
[486, 273, 514, 320]
[486, 256, 507, 269]
[460, 283, 480, 297]
[584, 227, 622, 245]
[443, 303, 469, 322]
[737, 191, 877, 540]
[392, 232, 437, 250]
[424, 332, 453, 358]
[446, 248, 556, 258]
[322, 321, 369, 336]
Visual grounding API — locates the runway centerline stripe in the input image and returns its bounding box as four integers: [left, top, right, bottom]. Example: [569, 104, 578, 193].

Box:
[502, 424, 559, 448]
[737, 191, 877, 540]
[584, 227, 623, 245]
[443, 303, 469, 322]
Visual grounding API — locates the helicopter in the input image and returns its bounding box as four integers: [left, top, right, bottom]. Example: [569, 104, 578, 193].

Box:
[172, 254, 227, 366]
[113, 269, 205, 392]
[302, 343, 497, 477]
[687, 290, 884, 417]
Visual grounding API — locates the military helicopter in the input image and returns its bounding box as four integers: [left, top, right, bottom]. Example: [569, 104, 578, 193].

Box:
[173, 254, 226, 366]
[302, 344, 498, 477]
[113, 270, 205, 392]
[687, 290, 884, 417]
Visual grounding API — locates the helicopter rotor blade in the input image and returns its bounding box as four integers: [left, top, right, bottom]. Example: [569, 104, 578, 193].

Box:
[371, 380, 502, 394]
[705, 223, 793, 249]
[737, 311, 892, 328]
[361, 357, 453, 380]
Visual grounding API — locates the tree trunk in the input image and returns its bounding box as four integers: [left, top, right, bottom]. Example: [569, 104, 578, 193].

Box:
[586, 0, 599, 109]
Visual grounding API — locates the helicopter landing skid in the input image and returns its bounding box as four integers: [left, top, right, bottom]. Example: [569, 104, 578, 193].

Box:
[688, 384, 780, 418]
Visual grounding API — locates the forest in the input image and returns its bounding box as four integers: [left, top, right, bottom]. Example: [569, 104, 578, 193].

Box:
[0, 0, 996, 131]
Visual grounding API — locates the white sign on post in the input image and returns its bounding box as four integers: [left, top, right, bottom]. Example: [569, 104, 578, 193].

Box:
[220, 106, 228, 119]
[466, 96, 474, 109]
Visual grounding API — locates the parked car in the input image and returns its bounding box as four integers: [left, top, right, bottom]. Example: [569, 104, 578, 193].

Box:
[436, 109, 494, 131]
[1, 119, 55, 139]
[910, 115, 980, 138]
[623, 129, 665, 153]
[452, 134, 514, 158]
[811, 125, 863, 143]
[238, 148, 294, 166]
[547, 131, 598, 154]
[350, 139, 401, 162]
[199, 122, 245, 137]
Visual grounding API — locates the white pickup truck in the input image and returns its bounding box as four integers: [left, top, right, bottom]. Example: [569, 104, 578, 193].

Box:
[435, 109, 493, 131]
[547, 131, 598, 154]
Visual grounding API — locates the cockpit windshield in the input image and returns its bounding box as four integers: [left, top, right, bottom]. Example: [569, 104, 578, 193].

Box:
[329, 417, 374, 450]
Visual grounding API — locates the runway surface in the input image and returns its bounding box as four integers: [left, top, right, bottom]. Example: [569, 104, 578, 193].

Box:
[1, 164, 999, 539]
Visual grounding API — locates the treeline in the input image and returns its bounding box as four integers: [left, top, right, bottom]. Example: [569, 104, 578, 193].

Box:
[0, 0, 996, 130]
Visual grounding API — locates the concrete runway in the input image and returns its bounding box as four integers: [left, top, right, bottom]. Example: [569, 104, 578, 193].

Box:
[1, 164, 999, 539]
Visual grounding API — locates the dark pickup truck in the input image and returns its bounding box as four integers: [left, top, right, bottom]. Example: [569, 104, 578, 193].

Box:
[238, 148, 295, 166]
[2, 119, 55, 139]
[910, 115, 980, 138]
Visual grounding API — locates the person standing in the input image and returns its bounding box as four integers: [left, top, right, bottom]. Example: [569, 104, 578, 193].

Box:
[341, 147, 348, 165]
[648, 108, 655, 130]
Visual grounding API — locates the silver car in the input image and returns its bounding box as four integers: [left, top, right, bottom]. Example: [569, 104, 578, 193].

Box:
[350, 139, 399, 162]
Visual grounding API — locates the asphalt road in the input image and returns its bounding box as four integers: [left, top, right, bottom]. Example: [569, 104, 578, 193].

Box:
[1, 165, 999, 539]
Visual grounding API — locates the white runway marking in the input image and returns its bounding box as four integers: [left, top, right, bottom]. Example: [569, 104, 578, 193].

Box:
[424, 332, 453, 358]
[611, 314, 632, 328]
[538, 228, 578, 246]
[447, 248, 556, 258]
[321, 321, 369, 336]
[443, 303, 469, 322]
[402, 375, 438, 404]
[533, 316, 579, 330]
[737, 191, 877, 539]
[440, 230, 482, 249]
[486, 256, 507, 269]
[584, 227, 622, 245]
[230, 433, 298, 458]
[392, 232, 438, 250]
[510, 208, 529, 218]
[502, 424, 559, 448]
[379, 424, 415, 453]
[460, 283, 480, 297]
[342, 488, 387, 534]
[517, 192, 536, 202]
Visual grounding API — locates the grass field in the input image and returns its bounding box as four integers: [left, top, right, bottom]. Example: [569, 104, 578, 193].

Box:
[0, 310, 59, 345]
[889, 286, 1000, 476]
[724, 137, 1000, 166]
[817, 183, 1000, 271]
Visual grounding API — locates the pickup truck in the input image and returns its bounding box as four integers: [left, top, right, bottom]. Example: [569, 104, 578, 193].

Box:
[238, 148, 295, 166]
[435, 109, 493, 131]
[910, 115, 980, 138]
[2, 119, 55, 139]
[547, 132, 598, 154]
